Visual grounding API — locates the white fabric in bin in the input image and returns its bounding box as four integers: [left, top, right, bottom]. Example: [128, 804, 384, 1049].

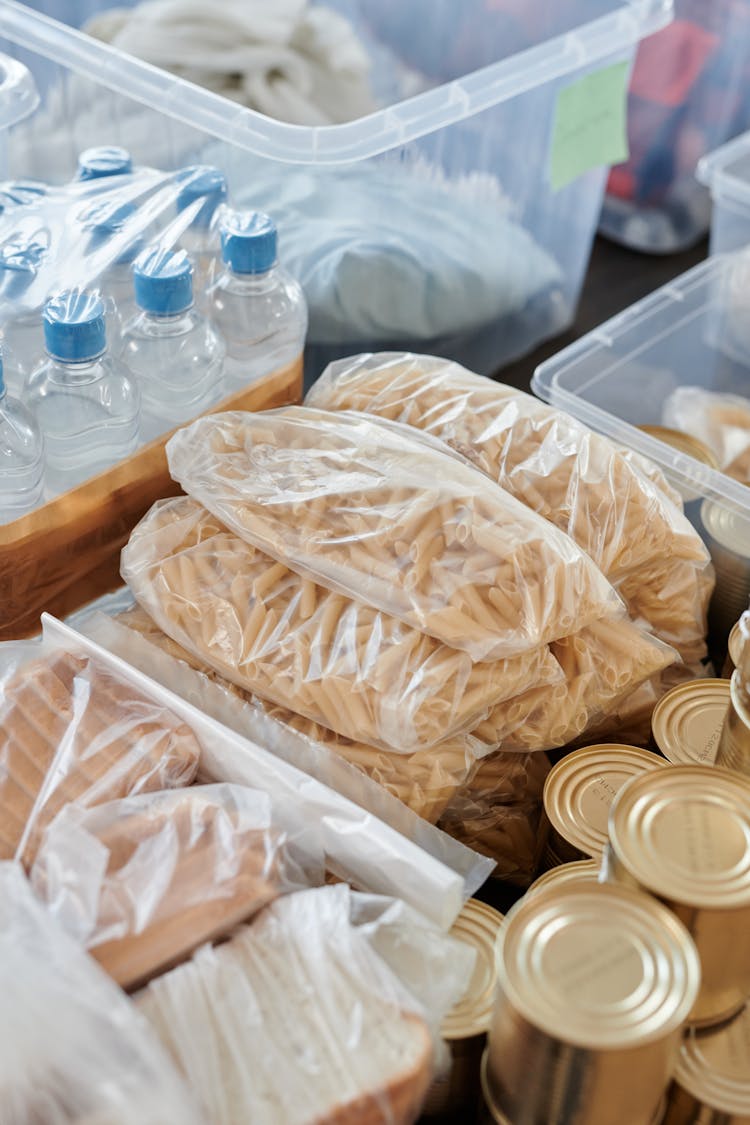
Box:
[238, 163, 563, 344]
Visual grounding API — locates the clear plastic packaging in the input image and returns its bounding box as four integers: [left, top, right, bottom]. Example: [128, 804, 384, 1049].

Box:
[0, 638, 201, 868]
[0, 861, 204, 1125]
[0, 351, 44, 520]
[663, 385, 750, 485]
[438, 752, 551, 886]
[32, 782, 323, 991]
[81, 608, 495, 904]
[166, 407, 622, 661]
[121, 496, 560, 752]
[40, 612, 488, 927]
[137, 882, 474, 1125]
[308, 352, 712, 664]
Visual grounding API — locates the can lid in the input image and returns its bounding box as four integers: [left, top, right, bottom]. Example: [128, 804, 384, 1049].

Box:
[543, 745, 666, 860]
[638, 426, 720, 469]
[651, 679, 730, 766]
[609, 765, 750, 909]
[728, 620, 746, 672]
[701, 500, 750, 556]
[442, 899, 503, 1040]
[527, 858, 600, 897]
[674, 1002, 750, 1115]
[495, 883, 700, 1049]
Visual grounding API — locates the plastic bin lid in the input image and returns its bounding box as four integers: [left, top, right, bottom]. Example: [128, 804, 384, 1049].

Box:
[134, 248, 193, 315]
[0, 53, 39, 131]
[697, 130, 750, 209]
[43, 290, 106, 362]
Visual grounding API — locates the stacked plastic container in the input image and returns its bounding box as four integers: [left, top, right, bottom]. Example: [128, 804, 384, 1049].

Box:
[697, 129, 750, 253]
[600, 0, 750, 253]
[0, 0, 671, 375]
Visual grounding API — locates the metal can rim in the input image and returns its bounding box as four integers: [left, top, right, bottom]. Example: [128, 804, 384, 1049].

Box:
[442, 899, 504, 1040]
[673, 1003, 750, 1115]
[651, 679, 731, 766]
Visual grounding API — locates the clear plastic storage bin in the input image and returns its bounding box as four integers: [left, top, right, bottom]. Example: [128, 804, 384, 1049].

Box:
[532, 253, 750, 643]
[697, 129, 750, 254]
[0, 0, 670, 376]
[599, 0, 750, 254]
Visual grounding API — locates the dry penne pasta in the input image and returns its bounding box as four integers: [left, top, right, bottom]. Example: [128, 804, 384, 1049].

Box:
[471, 616, 676, 754]
[307, 353, 714, 662]
[110, 606, 481, 824]
[165, 407, 622, 661]
[121, 498, 561, 754]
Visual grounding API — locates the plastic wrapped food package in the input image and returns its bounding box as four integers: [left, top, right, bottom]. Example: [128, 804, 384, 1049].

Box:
[0, 861, 204, 1125]
[137, 883, 474, 1125]
[121, 496, 561, 753]
[105, 603, 482, 823]
[165, 407, 623, 661]
[42, 613, 490, 928]
[31, 783, 323, 991]
[663, 385, 750, 484]
[438, 752, 551, 886]
[0, 644, 200, 868]
[306, 353, 713, 663]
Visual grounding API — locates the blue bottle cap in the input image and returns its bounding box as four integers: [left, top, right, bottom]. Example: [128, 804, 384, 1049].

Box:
[134, 247, 193, 315]
[43, 290, 106, 362]
[220, 210, 277, 275]
[176, 165, 228, 229]
[77, 146, 133, 181]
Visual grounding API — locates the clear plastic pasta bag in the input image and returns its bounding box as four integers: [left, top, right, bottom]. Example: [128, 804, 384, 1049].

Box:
[0, 639, 200, 868]
[469, 616, 677, 754]
[438, 752, 551, 886]
[100, 604, 483, 823]
[31, 783, 323, 991]
[0, 861, 204, 1125]
[137, 882, 474, 1125]
[663, 385, 750, 485]
[306, 353, 713, 663]
[121, 496, 561, 752]
[165, 407, 622, 662]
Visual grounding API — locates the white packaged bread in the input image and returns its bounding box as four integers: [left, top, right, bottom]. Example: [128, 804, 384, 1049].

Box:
[31, 784, 319, 992]
[306, 353, 713, 663]
[121, 497, 561, 753]
[165, 407, 622, 661]
[110, 604, 483, 824]
[0, 862, 203, 1125]
[137, 883, 472, 1125]
[0, 649, 200, 868]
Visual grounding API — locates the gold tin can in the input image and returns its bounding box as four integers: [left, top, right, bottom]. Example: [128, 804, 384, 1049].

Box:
[422, 899, 503, 1119]
[722, 620, 746, 679]
[717, 613, 750, 778]
[663, 1002, 750, 1124]
[526, 858, 600, 898]
[486, 883, 700, 1125]
[542, 745, 666, 866]
[639, 427, 719, 503]
[651, 679, 731, 766]
[604, 765, 750, 1028]
[701, 501, 750, 649]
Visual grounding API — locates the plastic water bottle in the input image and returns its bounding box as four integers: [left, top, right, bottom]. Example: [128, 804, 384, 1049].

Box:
[207, 210, 307, 390]
[0, 350, 44, 521]
[121, 248, 225, 441]
[0, 244, 46, 394]
[87, 201, 144, 339]
[27, 290, 140, 496]
[176, 165, 227, 300]
[77, 146, 133, 181]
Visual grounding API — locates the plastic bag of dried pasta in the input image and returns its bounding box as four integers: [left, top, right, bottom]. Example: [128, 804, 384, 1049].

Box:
[306, 353, 713, 663]
[165, 408, 622, 662]
[437, 753, 551, 886]
[121, 497, 563, 753]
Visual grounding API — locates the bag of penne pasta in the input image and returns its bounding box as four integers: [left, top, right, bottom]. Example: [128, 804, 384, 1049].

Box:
[121, 497, 564, 754]
[306, 353, 714, 664]
[165, 408, 622, 662]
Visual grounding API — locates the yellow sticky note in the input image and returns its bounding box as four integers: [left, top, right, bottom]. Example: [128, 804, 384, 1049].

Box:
[549, 61, 630, 192]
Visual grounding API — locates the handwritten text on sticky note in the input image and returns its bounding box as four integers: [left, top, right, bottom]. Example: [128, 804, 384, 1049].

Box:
[549, 61, 629, 192]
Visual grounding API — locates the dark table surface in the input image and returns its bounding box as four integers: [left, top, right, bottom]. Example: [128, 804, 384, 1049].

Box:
[495, 233, 709, 393]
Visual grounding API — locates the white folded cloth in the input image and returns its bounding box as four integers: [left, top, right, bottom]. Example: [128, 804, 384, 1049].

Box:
[85, 0, 377, 125]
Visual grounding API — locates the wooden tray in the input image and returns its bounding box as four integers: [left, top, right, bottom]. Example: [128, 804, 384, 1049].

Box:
[0, 356, 302, 639]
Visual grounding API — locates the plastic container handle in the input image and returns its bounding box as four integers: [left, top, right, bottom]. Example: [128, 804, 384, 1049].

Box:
[0, 52, 39, 130]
